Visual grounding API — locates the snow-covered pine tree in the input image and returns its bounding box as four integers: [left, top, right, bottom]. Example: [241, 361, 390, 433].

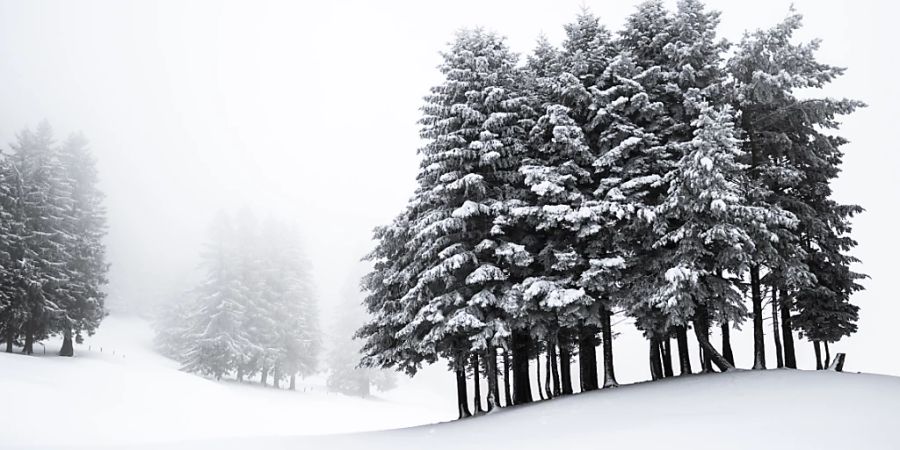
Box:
[6, 122, 77, 354]
[0, 154, 26, 352]
[727, 9, 865, 369]
[181, 212, 251, 380]
[57, 133, 108, 356]
[358, 29, 530, 412]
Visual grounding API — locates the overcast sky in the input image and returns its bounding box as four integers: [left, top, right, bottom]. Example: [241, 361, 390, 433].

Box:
[0, 0, 896, 376]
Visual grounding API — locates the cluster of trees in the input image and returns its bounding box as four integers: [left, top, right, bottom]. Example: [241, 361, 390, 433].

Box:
[0, 121, 108, 356]
[155, 211, 320, 388]
[357, 1, 864, 417]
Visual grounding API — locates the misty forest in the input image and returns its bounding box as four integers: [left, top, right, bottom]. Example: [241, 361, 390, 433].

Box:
[0, 1, 895, 449]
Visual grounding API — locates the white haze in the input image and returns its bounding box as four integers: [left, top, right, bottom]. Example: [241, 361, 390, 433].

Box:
[0, 0, 897, 376]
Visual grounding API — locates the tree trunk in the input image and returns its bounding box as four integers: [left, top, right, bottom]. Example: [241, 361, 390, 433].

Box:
[23, 331, 33, 355]
[549, 339, 560, 396]
[649, 337, 663, 380]
[273, 368, 281, 389]
[661, 337, 674, 378]
[5, 328, 13, 353]
[721, 321, 735, 366]
[237, 367, 244, 382]
[455, 361, 471, 419]
[261, 367, 268, 386]
[824, 342, 831, 368]
[600, 307, 618, 387]
[502, 348, 512, 406]
[535, 354, 545, 400]
[289, 374, 296, 390]
[813, 341, 823, 370]
[750, 265, 766, 369]
[780, 289, 797, 368]
[697, 318, 712, 373]
[693, 305, 735, 371]
[558, 331, 573, 395]
[59, 328, 74, 357]
[472, 353, 483, 413]
[485, 348, 499, 411]
[511, 331, 533, 404]
[771, 288, 784, 368]
[578, 330, 598, 392]
[675, 326, 692, 375]
[543, 348, 552, 399]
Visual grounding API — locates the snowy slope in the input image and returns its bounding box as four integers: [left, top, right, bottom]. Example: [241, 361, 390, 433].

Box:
[133, 370, 900, 450]
[3, 316, 899, 450]
[0, 316, 453, 449]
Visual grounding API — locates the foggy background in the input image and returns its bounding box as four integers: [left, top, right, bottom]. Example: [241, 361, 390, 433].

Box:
[0, 0, 896, 378]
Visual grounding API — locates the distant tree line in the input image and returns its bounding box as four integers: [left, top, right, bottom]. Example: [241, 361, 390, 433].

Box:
[0, 121, 108, 356]
[357, 1, 864, 417]
[155, 211, 320, 389]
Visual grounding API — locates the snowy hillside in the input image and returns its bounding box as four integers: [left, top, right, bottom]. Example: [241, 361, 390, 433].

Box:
[0, 316, 453, 449]
[3, 316, 899, 450]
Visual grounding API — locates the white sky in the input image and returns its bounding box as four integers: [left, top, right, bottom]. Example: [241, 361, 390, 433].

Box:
[0, 0, 896, 375]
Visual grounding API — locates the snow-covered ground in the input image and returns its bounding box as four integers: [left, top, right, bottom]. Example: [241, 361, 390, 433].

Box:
[0, 316, 453, 449]
[3, 316, 900, 450]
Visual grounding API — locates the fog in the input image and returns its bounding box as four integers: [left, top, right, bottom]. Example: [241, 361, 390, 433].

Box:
[0, 0, 897, 375]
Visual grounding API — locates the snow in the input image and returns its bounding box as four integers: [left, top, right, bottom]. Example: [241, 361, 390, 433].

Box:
[3, 316, 900, 450]
[0, 316, 451, 449]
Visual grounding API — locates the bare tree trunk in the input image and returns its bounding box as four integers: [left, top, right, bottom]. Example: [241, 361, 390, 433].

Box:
[600, 307, 618, 387]
[543, 347, 552, 399]
[502, 348, 512, 406]
[813, 341, 823, 370]
[487, 348, 500, 411]
[472, 353, 483, 413]
[5, 328, 13, 353]
[661, 337, 674, 378]
[780, 289, 797, 368]
[675, 326, 692, 375]
[721, 321, 735, 366]
[549, 339, 560, 396]
[771, 287, 784, 368]
[273, 367, 281, 389]
[511, 331, 533, 404]
[558, 330, 573, 395]
[535, 354, 545, 401]
[23, 330, 33, 355]
[694, 305, 735, 371]
[261, 366, 268, 386]
[289, 374, 296, 390]
[455, 360, 471, 419]
[649, 337, 663, 380]
[697, 318, 712, 373]
[237, 367, 244, 382]
[578, 329, 598, 392]
[824, 342, 831, 368]
[750, 265, 766, 369]
[59, 327, 74, 357]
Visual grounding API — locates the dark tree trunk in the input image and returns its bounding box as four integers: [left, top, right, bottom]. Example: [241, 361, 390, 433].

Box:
[780, 289, 797, 368]
[289, 374, 296, 390]
[455, 361, 471, 419]
[693, 305, 735, 371]
[535, 354, 545, 401]
[511, 331, 533, 404]
[578, 330, 598, 392]
[697, 317, 712, 373]
[472, 353, 483, 413]
[549, 339, 560, 396]
[261, 367, 268, 386]
[23, 331, 33, 355]
[486, 348, 499, 411]
[59, 328, 74, 357]
[661, 337, 674, 378]
[771, 288, 784, 368]
[543, 348, 552, 399]
[502, 349, 512, 406]
[649, 337, 663, 380]
[675, 326, 692, 375]
[273, 368, 281, 389]
[813, 341, 823, 370]
[721, 321, 735, 366]
[750, 265, 766, 369]
[600, 307, 618, 387]
[558, 331, 573, 395]
[824, 342, 831, 368]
